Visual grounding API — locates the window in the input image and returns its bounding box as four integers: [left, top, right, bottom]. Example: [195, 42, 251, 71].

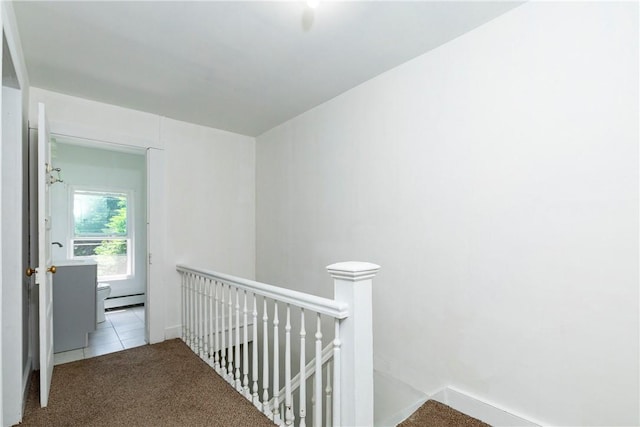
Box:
[71, 189, 133, 280]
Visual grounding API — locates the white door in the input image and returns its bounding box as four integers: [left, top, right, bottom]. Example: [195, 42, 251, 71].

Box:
[36, 102, 55, 407]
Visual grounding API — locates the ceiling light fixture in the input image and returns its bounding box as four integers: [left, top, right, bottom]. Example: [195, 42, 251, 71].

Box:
[306, 0, 320, 9]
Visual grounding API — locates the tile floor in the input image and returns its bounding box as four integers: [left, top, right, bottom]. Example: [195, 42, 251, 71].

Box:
[53, 305, 146, 366]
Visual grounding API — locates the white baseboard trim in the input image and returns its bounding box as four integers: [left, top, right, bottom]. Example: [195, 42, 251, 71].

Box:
[165, 325, 181, 340]
[431, 387, 542, 427]
[105, 294, 145, 309]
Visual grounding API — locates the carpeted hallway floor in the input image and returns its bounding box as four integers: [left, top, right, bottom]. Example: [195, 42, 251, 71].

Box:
[19, 338, 489, 427]
[398, 400, 490, 427]
[19, 339, 274, 426]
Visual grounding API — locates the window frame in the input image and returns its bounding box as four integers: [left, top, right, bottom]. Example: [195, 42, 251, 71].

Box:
[69, 186, 135, 281]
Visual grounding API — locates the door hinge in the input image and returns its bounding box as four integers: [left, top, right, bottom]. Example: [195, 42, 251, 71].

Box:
[148, 253, 152, 265]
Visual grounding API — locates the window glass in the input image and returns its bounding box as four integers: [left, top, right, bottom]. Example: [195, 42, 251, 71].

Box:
[74, 192, 127, 236]
[72, 190, 131, 279]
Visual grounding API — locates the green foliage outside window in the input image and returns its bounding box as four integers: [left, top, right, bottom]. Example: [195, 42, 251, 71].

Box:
[74, 193, 127, 237]
[73, 191, 129, 277]
[95, 197, 127, 256]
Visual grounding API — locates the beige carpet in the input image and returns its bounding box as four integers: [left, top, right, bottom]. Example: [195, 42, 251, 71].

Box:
[398, 400, 491, 427]
[19, 339, 274, 427]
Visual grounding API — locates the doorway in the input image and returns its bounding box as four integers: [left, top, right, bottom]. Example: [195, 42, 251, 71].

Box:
[48, 137, 148, 362]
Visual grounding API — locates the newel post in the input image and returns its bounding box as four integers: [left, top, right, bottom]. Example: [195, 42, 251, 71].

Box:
[327, 261, 380, 427]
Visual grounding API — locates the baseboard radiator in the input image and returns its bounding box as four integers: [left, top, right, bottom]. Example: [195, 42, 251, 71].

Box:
[177, 262, 380, 427]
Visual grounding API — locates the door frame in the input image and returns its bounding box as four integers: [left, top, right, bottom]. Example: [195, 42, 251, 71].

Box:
[27, 127, 166, 347]
[2, 55, 24, 427]
[1, 8, 29, 423]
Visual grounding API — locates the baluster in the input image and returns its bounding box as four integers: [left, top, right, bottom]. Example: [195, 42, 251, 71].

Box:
[189, 274, 195, 350]
[325, 360, 332, 427]
[220, 283, 227, 379]
[194, 276, 199, 355]
[207, 279, 213, 365]
[200, 276, 206, 358]
[204, 279, 213, 368]
[197, 276, 203, 356]
[262, 299, 272, 419]
[252, 294, 260, 408]
[243, 290, 250, 398]
[273, 302, 281, 425]
[214, 281, 220, 373]
[186, 274, 191, 345]
[201, 277, 208, 359]
[314, 314, 323, 427]
[299, 309, 307, 427]
[284, 305, 293, 426]
[332, 319, 341, 427]
[180, 273, 185, 342]
[311, 375, 316, 427]
[194, 275, 198, 350]
[235, 288, 242, 391]
[184, 274, 188, 345]
[228, 284, 235, 385]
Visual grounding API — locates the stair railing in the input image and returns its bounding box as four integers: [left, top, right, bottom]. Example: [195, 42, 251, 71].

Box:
[177, 262, 379, 427]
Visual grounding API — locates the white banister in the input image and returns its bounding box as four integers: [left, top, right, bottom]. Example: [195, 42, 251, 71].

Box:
[176, 261, 378, 427]
[327, 261, 379, 427]
[176, 265, 348, 319]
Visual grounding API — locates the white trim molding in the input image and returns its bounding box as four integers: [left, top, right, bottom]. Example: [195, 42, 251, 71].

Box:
[431, 387, 543, 427]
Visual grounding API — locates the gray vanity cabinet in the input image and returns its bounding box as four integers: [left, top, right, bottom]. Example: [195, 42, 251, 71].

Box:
[53, 262, 97, 353]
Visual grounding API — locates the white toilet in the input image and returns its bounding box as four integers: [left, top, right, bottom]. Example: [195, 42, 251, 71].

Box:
[96, 283, 111, 323]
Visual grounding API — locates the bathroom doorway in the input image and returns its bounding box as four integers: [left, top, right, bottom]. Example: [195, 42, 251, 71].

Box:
[48, 136, 148, 362]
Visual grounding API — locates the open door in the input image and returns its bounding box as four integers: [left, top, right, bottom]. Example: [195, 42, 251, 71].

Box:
[36, 102, 55, 407]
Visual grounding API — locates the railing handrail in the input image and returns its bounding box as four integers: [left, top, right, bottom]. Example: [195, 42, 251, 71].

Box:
[177, 264, 349, 319]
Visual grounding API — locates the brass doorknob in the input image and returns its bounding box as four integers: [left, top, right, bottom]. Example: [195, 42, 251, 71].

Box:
[47, 265, 57, 274]
[26, 267, 37, 277]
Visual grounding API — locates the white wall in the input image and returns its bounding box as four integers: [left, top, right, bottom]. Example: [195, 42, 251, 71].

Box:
[49, 142, 147, 300]
[30, 87, 256, 342]
[161, 117, 256, 335]
[29, 88, 161, 150]
[256, 3, 639, 426]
